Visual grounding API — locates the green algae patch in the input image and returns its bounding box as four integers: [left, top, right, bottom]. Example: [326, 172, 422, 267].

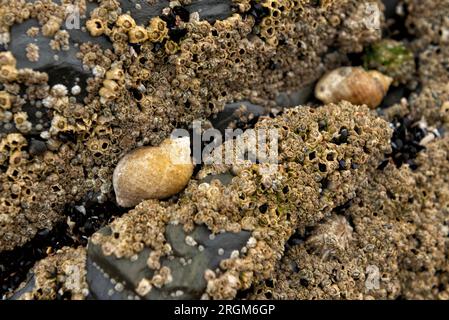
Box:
[363, 39, 416, 85]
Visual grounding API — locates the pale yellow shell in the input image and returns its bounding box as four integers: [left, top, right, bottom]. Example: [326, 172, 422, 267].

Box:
[315, 67, 393, 109]
[113, 137, 193, 207]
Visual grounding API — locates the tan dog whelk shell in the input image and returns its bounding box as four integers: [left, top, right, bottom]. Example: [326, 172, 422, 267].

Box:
[315, 67, 393, 109]
[113, 137, 193, 207]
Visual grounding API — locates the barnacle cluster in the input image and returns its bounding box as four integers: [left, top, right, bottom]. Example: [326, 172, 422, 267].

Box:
[14, 247, 88, 300]
[0, 0, 386, 253]
[249, 135, 449, 300]
[247, 0, 449, 300]
[2, 0, 449, 302]
[13, 101, 389, 300]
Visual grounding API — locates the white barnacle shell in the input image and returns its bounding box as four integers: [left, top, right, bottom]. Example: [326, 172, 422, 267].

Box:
[113, 137, 193, 207]
[315, 67, 393, 109]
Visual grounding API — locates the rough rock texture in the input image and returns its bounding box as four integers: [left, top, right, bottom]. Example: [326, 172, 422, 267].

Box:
[11, 93, 449, 300]
[13, 101, 390, 300]
[241, 1, 449, 299]
[0, 0, 385, 252]
[87, 224, 250, 300]
[403, 0, 449, 51]
[4, 0, 449, 302]
[12, 247, 88, 300]
[248, 136, 449, 300]
[403, 0, 449, 86]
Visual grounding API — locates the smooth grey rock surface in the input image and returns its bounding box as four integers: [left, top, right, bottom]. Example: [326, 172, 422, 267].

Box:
[87, 224, 250, 300]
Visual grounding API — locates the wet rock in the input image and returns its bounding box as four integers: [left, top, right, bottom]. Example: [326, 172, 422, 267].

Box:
[382, 0, 401, 19]
[8, 2, 111, 99]
[28, 138, 47, 156]
[211, 101, 266, 134]
[119, 0, 233, 25]
[8, 274, 35, 300]
[0, 222, 74, 298]
[9, 247, 87, 300]
[86, 224, 250, 300]
[275, 84, 315, 108]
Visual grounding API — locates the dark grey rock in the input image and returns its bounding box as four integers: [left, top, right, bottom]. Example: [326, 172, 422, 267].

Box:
[28, 138, 47, 156]
[211, 101, 266, 134]
[87, 224, 250, 300]
[8, 2, 111, 98]
[275, 84, 315, 108]
[120, 0, 233, 24]
[382, 0, 400, 19]
[8, 273, 35, 300]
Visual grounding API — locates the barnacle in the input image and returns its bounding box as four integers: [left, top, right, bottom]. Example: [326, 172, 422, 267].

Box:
[49, 114, 69, 134]
[116, 14, 136, 31]
[4, 133, 27, 150]
[42, 16, 62, 37]
[164, 40, 179, 55]
[99, 79, 121, 101]
[305, 215, 353, 261]
[105, 65, 125, 84]
[9, 150, 25, 167]
[0, 51, 16, 67]
[14, 112, 32, 133]
[110, 26, 128, 43]
[25, 43, 40, 62]
[128, 26, 148, 43]
[86, 18, 106, 37]
[147, 17, 168, 43]
[0, 91, 11, 110]
[0, 64, 18, 82]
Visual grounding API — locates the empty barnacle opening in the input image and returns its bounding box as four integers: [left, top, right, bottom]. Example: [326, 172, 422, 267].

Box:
[86, 18, 106, 37]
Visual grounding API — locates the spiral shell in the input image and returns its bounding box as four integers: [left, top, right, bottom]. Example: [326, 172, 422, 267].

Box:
[315, 67, 393, 109]
[113, 137, 193, 207]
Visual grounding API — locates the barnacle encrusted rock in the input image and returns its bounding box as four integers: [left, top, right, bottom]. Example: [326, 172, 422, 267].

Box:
[87, 223, 250, 300]
[315, 67, 392, 108]
[12, 247, 88, 300]
[402, 0, 449, 86]
[248, 135, 449, 300]
[0, 0, 386, 252]
[70, 101, 391, 300]
[403, 0, 449, 51]
[3, 0, 449, 302]
[113, 137, 194, 207]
